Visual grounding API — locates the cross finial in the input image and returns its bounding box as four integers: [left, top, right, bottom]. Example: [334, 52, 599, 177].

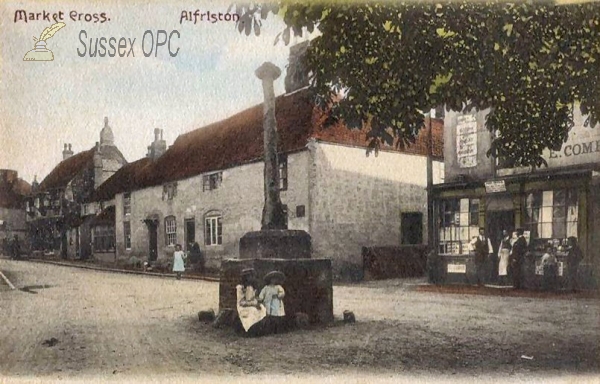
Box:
[104, 117, 108, 126]
[255, 62, 281, 81]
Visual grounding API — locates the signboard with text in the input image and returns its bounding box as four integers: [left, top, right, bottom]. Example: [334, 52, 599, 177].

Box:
[447, 263, 467, 273]
[484, 180, 506, 193]
[545, 121, 600, 168]
[456, 114, 478, 168]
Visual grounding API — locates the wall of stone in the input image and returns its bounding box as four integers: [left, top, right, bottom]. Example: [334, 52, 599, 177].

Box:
[115, 150, 311, 267]
[219, 258, 333, 324]
[309, 141, 443, 277]
[362, 245, 428, 280]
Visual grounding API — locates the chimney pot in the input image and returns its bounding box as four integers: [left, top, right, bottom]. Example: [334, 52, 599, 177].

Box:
[63, 143, 74, 160]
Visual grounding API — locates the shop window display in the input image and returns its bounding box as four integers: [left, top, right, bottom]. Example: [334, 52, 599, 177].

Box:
[439, 198, 480, 255]
[524, 188, 578, 251]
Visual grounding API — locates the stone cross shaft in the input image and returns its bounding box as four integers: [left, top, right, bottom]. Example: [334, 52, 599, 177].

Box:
[255, 62, 286, 230]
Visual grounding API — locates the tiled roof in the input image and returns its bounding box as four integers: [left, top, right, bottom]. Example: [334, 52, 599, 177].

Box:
[143, 90, 315, 186]
[38, 145, 127, 193]
[312, 114, 444, 160]
[0, 177, 31, 209]
[13, 179, 32, 196]
[91, 157, 153, 202]
[91, 90, 444, 200]
[38, 149, 95, 192]
[0, 187, 23, 209]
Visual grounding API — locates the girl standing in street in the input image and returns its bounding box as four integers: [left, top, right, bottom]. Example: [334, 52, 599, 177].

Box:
[172, 244, 186, 280]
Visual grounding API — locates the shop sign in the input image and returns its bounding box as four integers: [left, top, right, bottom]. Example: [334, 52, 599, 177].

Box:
[484, 180, 506, 193]
[456, 114, 478, 168]
[447, 263, 467, 273]
[544, 114, 600, 169]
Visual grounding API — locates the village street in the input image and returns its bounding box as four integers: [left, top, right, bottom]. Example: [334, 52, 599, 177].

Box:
[0, 259, 598, 384]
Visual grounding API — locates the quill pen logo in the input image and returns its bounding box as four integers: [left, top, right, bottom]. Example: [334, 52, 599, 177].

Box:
[23, 22, 65, 61]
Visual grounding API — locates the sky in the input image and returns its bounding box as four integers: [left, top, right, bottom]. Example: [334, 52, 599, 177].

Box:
[0, 0, 314, 184]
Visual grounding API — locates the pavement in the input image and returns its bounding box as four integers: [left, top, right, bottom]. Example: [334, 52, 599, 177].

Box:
[0, 255, 219, 282]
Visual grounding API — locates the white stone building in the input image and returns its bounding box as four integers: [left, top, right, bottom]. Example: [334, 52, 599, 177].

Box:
[95, 90, 444, 276]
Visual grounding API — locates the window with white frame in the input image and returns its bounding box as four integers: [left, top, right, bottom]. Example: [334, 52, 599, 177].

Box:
[524, 189, 578, 246]
[165, 216, 177, 246]
[203, 172, 222, 191]
[124, 221, 131, 250]
[438, 198, 480, 255]
[123, 193, 131, 215]
[93, 225, 115, 252]
[204, 213, 222, 246]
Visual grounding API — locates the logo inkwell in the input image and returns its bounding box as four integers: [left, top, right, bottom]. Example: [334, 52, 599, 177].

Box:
[23, 22, 65, 61]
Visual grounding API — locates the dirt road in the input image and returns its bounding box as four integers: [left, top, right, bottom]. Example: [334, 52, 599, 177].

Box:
[0, 259, 598, 383]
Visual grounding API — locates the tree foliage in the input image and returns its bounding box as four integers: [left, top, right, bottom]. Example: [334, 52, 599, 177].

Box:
[234, 1, 600, 167]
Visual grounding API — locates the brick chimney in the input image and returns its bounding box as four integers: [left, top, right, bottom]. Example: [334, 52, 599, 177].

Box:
[284, 41, 310, 94]
[62, 143, 73, 160]
[147, 128, 167, 160]
[31, 175, 39, 192]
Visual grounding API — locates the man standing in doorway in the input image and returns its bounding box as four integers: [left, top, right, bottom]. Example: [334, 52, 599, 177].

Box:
[510, 228, 528, 289]
[471, 227, 493, 286]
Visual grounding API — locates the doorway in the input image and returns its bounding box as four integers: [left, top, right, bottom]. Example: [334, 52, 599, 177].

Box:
[486, 210, 515, 252]
[401, 212, 423, 245]
[185, 219, 196, 249]
[146, 220, 158, 262]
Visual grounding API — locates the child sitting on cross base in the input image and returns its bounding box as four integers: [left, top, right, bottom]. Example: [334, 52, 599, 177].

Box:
[259, 270, 286, 334]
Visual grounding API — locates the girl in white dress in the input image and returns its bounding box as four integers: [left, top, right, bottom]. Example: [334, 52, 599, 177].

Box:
[172, 244, 186, 280]
[236, 269, 266, 334]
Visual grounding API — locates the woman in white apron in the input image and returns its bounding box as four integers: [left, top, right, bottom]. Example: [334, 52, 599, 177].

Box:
[236, 268, 266, 335]
[498, 230, 512, 285]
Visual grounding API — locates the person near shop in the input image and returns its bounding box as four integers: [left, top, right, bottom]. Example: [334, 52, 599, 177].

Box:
[510, 228, 528, 289]
[498, 229, 512, 285]
[426, 249, 442, 285]
[566, 236, 584, 292]
[471, 228, 494, 286]
[541, 245, 558, 291]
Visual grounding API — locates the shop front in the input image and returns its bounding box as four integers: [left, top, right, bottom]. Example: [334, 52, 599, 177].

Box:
[433, 169, 598, 289]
